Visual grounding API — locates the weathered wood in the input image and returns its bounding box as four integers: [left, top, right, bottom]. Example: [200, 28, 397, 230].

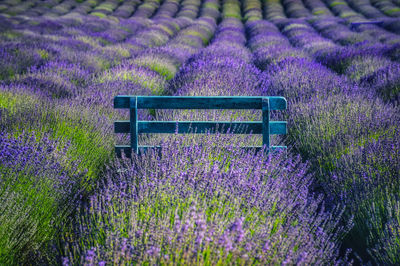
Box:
[114, 95, 288, 157]
[130, 97, 138, 154]
[114, 121, 287, 134]
[114, 96, 287, 110]
[262, 98, 270, 151]
[115, 145, 287, 155]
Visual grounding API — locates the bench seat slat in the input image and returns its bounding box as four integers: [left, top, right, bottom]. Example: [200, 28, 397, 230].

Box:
[114, 96, 287, 110]
[115, 145, 287, 156]
[115, 121, 287, 135]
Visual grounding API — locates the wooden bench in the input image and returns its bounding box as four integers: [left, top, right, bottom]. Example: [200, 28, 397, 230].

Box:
[114, 96, 287, 157]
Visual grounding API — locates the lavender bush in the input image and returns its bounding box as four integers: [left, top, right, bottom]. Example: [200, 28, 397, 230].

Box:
[0, 84, 115, 182]
[0, 132, 83, 264]
[1, 0, 400, 264]
[62, 134, 351, 265]
[328, 127, 400, 261]
[287, 93, 397, 179]
[367, 191, 400, 265]
[360, 62, 400, 103]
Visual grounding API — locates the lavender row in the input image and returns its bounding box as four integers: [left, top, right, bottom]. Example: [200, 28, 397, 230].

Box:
[248, 0, 400, 263]
[0, 12, 157, 80]
[1, 0, 179, 20]
[303, 0, 400, 46]
[305, 0, 399, 34]
[244, 0, 397, 262]
[59, 4, 221, 261]
[89, 2, 219, 108]
[346, 0, 391, 19]
[0, 0, 399, 264]
[0, 0, 202, 101]
[176, 0, 203, 20]
[61, 134, 351, 265]
[282, 0, 400, 44]
[370, 0, 400, 17]
[302, 0, 334, 17]
[166, 0, 263, 124]
[152, 0, 180, 20]
[0, 131, 83, 264]
[60, 0, 351, 264]
[281, 0, 311, 18]
[0, 81, 117, 264]
[309, 16, 400, 47]
[154, 0, 264, 142]
[270, 15, 400, 103]
[323, 0, 400, 34]
[0, 2, 182, 263]
[164, 0, 349, 261]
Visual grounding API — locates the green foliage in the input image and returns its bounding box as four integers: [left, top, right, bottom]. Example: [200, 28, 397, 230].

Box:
[0, 168, 60, 264]
[312, 10, 326, 15]
[385, 8, 400, 15]
[98, 66, 167, 94]
[133, 56, 178, 81]
[36, 49, 49, 60]
[94, 2, 116, 12]
[91, 12, 107, 18]
[0, 90, 114, 186]
[329, 1, 346, 7]
[287, 94, 395, 179]
[367, 191, 400, 265]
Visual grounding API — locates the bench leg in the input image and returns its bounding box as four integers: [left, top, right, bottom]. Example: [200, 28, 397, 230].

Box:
[130, 97, 138, 155]
[262, 98, 270, 153]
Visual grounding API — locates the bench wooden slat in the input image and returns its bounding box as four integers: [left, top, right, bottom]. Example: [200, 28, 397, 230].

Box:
[262, 98, 270, 151]
[115, 145, 287, 157]
[130, 97, 138, 154]
[114, 121, 287, 134]
[114, 96, 287, 110]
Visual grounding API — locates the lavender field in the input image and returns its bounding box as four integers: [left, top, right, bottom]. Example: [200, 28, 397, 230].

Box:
[0, 0, 399, 264]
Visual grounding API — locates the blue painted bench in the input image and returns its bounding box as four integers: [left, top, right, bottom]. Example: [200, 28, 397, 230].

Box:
[114, 96, 287, 157]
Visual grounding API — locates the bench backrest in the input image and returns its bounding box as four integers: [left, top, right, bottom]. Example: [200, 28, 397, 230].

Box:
[114, 96, 287, 157]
